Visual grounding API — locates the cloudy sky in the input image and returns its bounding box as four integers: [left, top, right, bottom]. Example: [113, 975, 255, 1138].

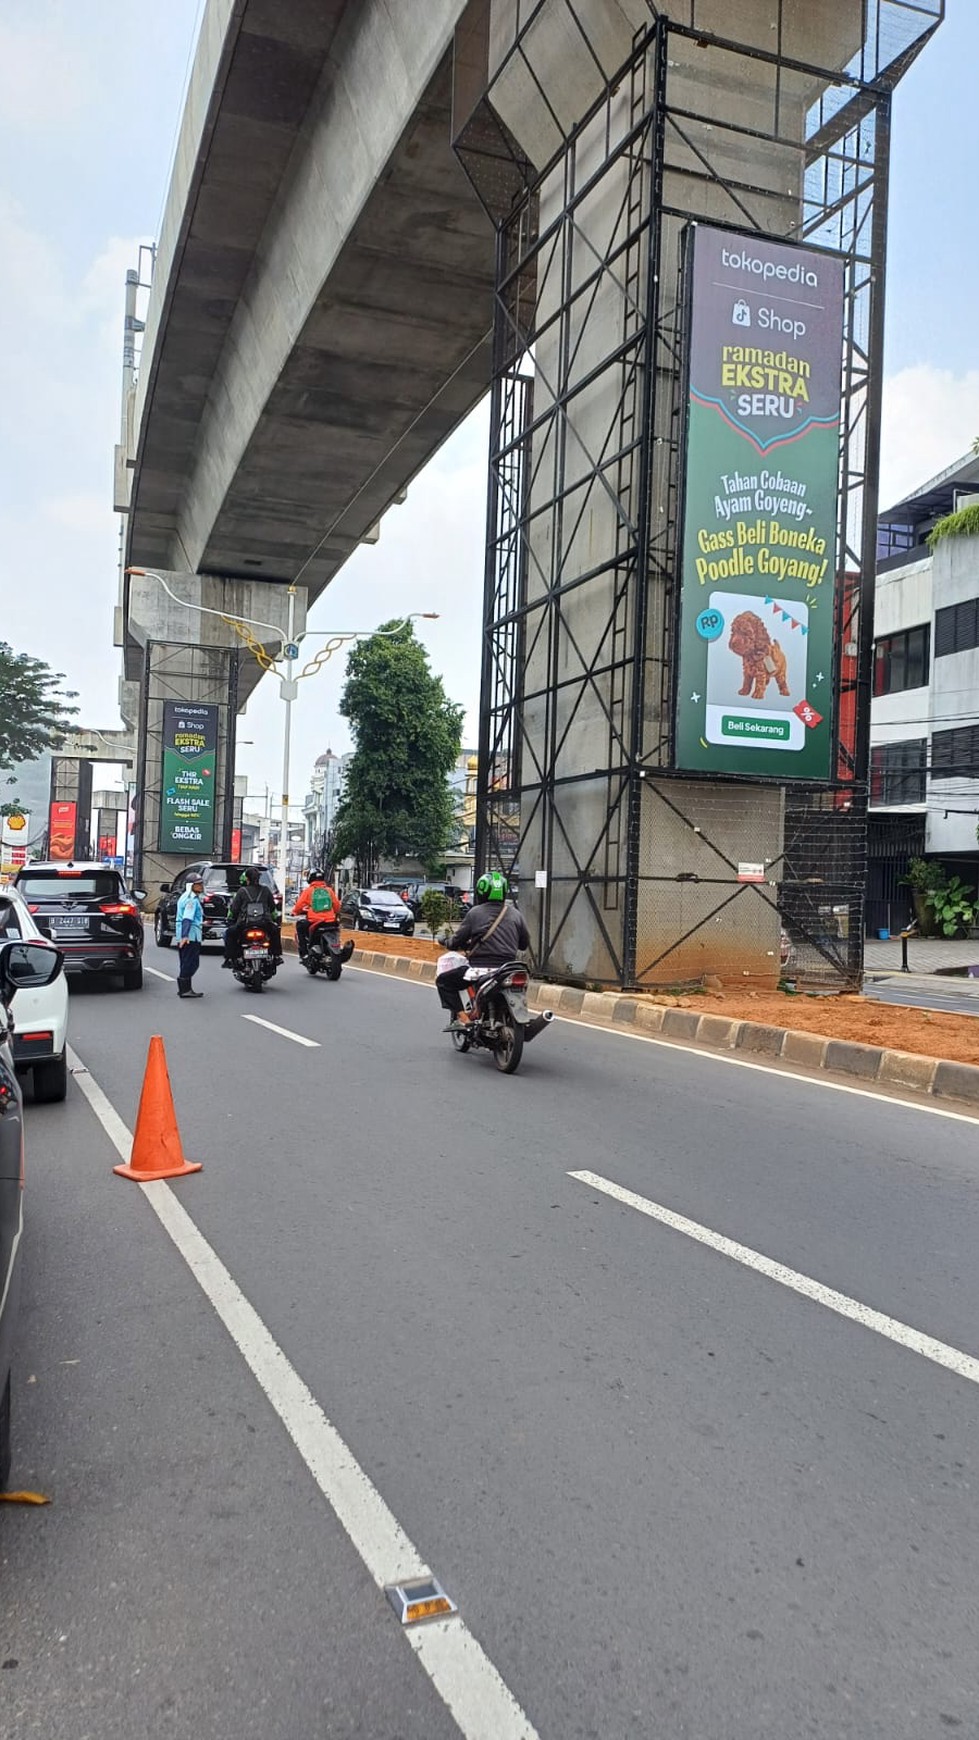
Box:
[1, 0, 976, 810]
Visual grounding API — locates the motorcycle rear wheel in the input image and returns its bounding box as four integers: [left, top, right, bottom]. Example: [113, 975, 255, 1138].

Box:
[493, 1011, 524, 1074]
[326, 960, 342, 981]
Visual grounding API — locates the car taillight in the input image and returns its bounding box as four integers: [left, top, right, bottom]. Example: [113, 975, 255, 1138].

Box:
[100, 902, 138, 916]
[28, 904, 39, 914]
[21, 1032, 53, 1044]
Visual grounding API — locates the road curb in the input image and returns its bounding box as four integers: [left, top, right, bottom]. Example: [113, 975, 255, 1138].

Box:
[337, 947, 979, 1112]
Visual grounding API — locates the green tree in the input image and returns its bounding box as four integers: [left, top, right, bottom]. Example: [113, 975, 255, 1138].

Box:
[332, 622, 463, 885]
[418, 889, 454, 944]
[0, 642, 77, 815]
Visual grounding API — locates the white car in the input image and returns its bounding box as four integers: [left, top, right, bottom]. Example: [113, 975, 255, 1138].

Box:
[0, 887, 69, 1102]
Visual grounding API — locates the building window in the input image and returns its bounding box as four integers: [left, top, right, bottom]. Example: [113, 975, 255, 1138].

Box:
[934, 598, 979, 658]
[870, 739, 927, 806]
[931, 723, 979, 780]
[873, 624, 930, 696]
[876, 520, 918, 565]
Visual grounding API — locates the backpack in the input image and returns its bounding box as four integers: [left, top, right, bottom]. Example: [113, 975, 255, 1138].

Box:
[310, 884, 335, 916]
[244, 894, 267, 925]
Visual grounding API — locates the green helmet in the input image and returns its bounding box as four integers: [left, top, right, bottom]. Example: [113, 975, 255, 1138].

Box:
[476, 870, 508, 903]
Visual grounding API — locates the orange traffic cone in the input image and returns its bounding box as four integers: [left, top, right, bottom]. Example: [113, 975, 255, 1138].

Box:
[113, 1035, 202, 1181]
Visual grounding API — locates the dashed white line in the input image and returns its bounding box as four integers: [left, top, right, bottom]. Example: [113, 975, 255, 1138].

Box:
[68, 1045, 539, 1740]
[241, 1013, 319, 1048]
[571, 1168, 979, 1389]
[145, 965, 175, 981]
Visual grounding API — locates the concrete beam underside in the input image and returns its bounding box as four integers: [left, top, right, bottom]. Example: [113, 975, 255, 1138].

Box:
[128, 0, 496, 607]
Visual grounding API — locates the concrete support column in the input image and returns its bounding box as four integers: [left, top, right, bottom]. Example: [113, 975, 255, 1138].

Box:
[479, 0, 867, 986]
[125, 570, 305, 898]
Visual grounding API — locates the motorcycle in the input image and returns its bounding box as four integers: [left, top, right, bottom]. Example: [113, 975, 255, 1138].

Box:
[233, 925, 278, 992]
[304, 923, 354, 981]
[449, 959, 554, 1074]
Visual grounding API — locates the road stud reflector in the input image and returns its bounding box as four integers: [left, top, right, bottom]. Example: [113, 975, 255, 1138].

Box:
[113, 1035, 202, 1181]
[385, 1577, 457, 1626]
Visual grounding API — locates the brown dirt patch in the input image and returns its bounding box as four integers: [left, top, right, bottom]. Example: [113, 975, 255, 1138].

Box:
[279, 923, 978, 1065]
[639, 988, 979, 1067]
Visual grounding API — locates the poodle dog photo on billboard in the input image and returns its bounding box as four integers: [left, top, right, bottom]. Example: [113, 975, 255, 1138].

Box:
[704, 590, 810, 752]
[727, 609, 790, 701]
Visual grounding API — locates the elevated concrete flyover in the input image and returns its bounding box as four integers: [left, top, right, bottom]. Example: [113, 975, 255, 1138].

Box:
[119, 0, 500, 888]
[124, 0, 497, 629]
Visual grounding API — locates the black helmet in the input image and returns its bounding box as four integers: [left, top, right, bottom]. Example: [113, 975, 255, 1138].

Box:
[308, 868, 324, 883]
[244, 865, 261, 885]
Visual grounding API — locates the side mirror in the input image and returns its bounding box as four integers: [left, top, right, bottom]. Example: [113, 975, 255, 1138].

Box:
[133, 889, 147, 903]
[159, 883, 171, 894]
[0, 941, 64, 1005]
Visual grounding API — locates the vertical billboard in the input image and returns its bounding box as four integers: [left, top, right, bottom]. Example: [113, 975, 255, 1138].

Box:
[48, 801, 77, 861]
[159, 702, 218, 854]
[674, 225, 845, 781]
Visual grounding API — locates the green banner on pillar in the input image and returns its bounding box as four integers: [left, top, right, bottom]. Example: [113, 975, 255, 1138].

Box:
[159, 702, 218, 854]
[674, 225, 845, 781]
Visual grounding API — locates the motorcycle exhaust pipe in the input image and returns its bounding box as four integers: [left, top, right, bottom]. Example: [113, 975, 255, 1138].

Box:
[524, 1010, 554, 1043]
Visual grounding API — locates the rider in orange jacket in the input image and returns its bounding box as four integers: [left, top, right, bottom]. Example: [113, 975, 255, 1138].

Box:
[292, 869, 341, 960]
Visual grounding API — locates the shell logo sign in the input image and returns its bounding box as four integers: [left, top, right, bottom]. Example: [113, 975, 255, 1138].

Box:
[5, 813, 25, 831]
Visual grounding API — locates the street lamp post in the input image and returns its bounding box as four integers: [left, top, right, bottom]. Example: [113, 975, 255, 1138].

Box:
[126, 568, 437, 893]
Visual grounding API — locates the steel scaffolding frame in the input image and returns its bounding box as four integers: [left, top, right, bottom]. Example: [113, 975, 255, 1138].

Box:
[455, 0, 942, 988]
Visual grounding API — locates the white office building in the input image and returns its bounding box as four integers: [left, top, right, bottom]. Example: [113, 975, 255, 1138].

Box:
[303, 749, 350, 866]
[868, 450, 979, 933]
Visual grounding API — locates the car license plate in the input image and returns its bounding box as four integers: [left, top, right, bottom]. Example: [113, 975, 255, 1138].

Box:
[243, 946, 267, 958]
[384, 921, 401, 929]
[52, 916, 88, 931]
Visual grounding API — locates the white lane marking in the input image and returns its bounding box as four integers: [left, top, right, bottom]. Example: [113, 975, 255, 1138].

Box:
[571, 1169, 979, 1390]
[241, 1013, 319, 1049]
[68, 1045, 538, 1740]
[552, 1017, 979, 1125]
[0, 1194, 23, 1328]
[67, 1046, 135, 1155]
[145, 965, 175, 982]
[344, 964, 979, 1126]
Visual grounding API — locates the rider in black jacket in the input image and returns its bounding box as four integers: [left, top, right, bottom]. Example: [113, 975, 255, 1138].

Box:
[436, 871, 528, 1027]
[222, 866, 283, 967]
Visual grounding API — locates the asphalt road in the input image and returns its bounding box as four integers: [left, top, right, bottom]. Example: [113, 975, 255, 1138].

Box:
[4, 949, 979, 1738]
[864, 975, 979, 1018]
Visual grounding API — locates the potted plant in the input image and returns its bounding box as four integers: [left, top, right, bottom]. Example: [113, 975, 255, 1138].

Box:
[901, 857, 945, 937]
[924, 874, 978, 939]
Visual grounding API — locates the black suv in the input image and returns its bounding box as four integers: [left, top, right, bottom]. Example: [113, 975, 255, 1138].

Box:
[14, 863, 145, 990]
[154, 863, 279, 950]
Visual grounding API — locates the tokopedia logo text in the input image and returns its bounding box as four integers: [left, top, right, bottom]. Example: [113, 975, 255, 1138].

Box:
[721, 247, 818, 289]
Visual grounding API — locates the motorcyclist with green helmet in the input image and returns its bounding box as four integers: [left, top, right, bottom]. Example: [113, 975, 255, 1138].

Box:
[222, 865, 283, 967]
[436, 869, 529, 1028]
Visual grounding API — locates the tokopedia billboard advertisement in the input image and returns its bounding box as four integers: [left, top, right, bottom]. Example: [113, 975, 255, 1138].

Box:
[159, 702, 218, 854]
[674, 224, 845, 781]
